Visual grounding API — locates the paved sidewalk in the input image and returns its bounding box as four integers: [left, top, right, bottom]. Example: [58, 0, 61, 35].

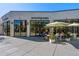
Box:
[0, 36, 79, 56]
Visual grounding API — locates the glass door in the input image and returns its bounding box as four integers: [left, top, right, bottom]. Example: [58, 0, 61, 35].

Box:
[14, 20, 20, 36]
[20, 20, 27, 36]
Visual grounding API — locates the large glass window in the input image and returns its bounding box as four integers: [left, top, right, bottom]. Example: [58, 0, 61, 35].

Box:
[30, 20, 50, 36]
[3, 21, 10, 36]
[14, 20, 27, 37]
[30, 17, 50, 36]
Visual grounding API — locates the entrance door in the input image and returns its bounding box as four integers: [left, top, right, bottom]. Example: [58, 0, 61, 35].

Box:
[30, 20, 50, 36]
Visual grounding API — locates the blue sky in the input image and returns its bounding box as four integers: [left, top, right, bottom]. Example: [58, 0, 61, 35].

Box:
[1, 3, 79, 17]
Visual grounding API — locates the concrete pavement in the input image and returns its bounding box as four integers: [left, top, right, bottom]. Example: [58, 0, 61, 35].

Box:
[0, 36, 79, 56]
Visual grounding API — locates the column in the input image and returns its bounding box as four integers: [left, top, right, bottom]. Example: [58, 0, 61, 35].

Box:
[10, 20, 14, 36]
[27, 20, 30, 37]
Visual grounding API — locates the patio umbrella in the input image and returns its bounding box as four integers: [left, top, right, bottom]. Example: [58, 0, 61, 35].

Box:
[45, 22, 69, 33]
[68, 23, 79, 33]
[45, 22, 69, 43]
[68, 23, 79, 39]
[46, 22, 69, 28]
[68, 23, 79, 26]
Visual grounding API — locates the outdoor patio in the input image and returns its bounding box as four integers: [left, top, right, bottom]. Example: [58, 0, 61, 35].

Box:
[0, 36, 79, 56]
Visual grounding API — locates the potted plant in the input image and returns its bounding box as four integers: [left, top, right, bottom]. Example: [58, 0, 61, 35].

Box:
[49, 33, 56, 43]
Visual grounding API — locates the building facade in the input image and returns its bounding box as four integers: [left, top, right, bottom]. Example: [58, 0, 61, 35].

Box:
[2, 9, 79, 37]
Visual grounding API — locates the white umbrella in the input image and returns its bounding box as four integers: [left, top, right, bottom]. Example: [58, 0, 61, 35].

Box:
[45, 22, 69, 33]
[45, 22, 69, 42]
[46, 22, 69, 27]
[68, 23, 79, 39]
[68, 23, 79, 26]
[68, 23, 79, 33]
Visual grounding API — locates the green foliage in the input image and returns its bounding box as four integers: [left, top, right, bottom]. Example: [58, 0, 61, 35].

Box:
[49, 33, 56, 40]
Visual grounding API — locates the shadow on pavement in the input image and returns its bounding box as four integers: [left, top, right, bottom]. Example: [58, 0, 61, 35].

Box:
[15, 36, 48, 42]
[68, 40, 79, 49]
[0, 36, 5, 42]
[52, 41, 68, 45]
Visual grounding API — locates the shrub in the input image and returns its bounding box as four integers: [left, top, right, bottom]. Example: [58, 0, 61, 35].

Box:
[49, 33, 56, 40]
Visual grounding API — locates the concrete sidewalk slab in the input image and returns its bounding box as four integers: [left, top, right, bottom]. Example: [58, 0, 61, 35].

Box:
[24, 43, 56, 56]
[0, 36, 79, 56]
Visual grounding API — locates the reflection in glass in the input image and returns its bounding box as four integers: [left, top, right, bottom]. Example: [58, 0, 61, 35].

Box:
[14, 20, 27, 37]
[3, 21, 10, 36]
[30, 20, 50, 36]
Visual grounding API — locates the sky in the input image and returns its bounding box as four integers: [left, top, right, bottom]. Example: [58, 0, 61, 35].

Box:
[1, 3, 79, 17]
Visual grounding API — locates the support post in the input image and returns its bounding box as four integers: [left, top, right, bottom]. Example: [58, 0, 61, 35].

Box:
[27, 20, 30, 37]
[10, 20, 14, 37]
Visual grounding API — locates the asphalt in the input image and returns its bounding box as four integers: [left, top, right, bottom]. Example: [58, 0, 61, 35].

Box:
[0, 36, 79, 56]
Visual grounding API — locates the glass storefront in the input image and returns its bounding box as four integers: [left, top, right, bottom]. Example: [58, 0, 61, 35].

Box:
[30, 20, 50, 36]
[3, 21, 10, 36]
[14, 20, 27, 37]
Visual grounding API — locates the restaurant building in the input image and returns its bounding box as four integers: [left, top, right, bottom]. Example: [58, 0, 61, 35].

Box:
[1, 9, 79, 37]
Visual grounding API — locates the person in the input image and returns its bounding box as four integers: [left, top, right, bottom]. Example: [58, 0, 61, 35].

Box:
[43, 29, 49, 40]
[60, 31, 65, 41]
